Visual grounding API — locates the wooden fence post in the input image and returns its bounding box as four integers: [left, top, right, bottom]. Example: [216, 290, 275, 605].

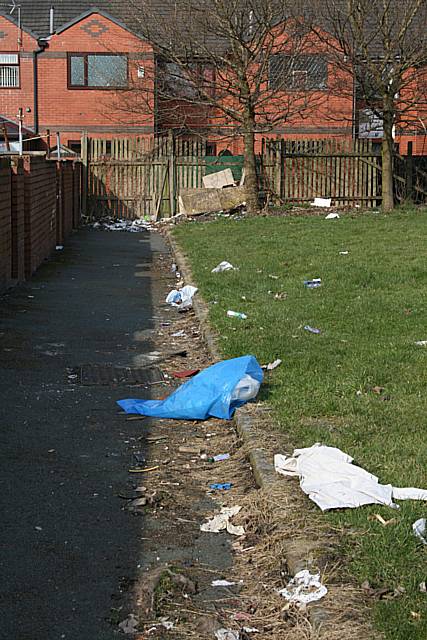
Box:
[81, 132, 88, 217]
[405, 141, 414, 202]
[168, 130, 176, 216]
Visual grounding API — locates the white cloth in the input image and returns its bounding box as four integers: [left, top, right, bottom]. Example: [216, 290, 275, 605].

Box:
[274, 444, 427, 511]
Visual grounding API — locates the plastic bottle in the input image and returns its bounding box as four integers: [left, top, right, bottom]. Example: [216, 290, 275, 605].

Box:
[227, 310, 247, 319]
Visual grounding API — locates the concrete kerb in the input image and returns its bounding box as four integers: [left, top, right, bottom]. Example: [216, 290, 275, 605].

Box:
[165, 230, 275, 489]
[165, 228, 329, 629]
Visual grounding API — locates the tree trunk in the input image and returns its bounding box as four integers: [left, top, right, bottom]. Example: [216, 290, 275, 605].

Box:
[381, 106, 395, 212]
[243, 111, 259, 215]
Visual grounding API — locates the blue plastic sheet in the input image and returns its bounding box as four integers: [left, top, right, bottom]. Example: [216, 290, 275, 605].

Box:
[117, 355, 263, 420]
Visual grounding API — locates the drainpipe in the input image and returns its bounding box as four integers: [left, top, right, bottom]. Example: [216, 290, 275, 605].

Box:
[33, 38, 48, 134]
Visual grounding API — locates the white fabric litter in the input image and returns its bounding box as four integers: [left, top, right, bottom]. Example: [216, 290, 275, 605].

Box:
[215, 629, 239, 640]
[325, 212, 340, 219]
[413, 518, 427, 544]
[274, 444, 427, 511]
[200, 506, 245, 536]
[212, 261, 236, 273]
[278, 569, 327, 604]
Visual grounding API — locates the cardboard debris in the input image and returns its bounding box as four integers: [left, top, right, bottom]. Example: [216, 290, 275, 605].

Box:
[179, 186, 246, 216]
[203, 168, 235, 189]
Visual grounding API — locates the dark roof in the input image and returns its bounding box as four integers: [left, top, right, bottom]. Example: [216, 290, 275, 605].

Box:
[0, 1, 147, 38]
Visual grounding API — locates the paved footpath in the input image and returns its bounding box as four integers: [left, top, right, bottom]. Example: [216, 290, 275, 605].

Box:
[0, 228, 170, 639]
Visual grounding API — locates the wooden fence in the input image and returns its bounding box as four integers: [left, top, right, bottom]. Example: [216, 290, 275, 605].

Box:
[261, 138, 381, 207]
[82, 133, 426, 219]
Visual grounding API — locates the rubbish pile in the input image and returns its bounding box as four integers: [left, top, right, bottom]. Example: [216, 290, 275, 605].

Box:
[92, 217, 155, 232]
[166, 285, 198, 311]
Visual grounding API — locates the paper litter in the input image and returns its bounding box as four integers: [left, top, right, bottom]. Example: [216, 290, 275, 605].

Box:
[415, 340, 427, 346]
[325, 212, 340, 219]
[413, 518, 427, 545]
[243, 627, 260, 633]
[278, 569, 327, 605]
[212, 261, 236, 273]
[165, 285, 198, 309]
[274, 444, 427, 511]
[200, 506, 245, 536]
[262, 359, 282, 371]
[212, 579, 237, 587]
[339, 251, 349, 255]
[215, 629, 239, 640]
[312, 197, 332, 207]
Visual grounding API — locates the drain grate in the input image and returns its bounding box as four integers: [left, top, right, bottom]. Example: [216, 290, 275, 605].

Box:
[68, 364, 164, 386]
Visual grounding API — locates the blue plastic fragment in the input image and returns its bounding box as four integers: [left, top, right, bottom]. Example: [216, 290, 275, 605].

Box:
[209, 483, 232, 490]
[117, 355, 263, 421]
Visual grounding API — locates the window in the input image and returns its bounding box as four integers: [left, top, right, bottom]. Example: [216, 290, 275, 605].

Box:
[68, 54, 128, 88]
[269, 54, 327, 91]
[0, 54, 19, 88]
[159, 62, 215, 99]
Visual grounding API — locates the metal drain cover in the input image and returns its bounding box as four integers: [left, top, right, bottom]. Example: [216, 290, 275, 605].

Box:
[69, 364, 164, 386]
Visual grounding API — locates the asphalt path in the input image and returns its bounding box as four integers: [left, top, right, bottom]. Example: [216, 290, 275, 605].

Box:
[0, 228, 168, 640]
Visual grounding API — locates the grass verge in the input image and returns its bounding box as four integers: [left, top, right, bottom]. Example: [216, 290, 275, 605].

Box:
[173, 207, 427, 639]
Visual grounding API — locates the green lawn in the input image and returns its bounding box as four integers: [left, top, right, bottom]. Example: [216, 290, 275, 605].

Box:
[173, 208, 427, 639]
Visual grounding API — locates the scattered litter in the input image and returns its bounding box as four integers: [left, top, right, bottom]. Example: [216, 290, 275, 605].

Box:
[201, 505, 245, 536]
[212, 261, 236, 273]
[212, 579, 237, 587]
[215, 629, 239, 640]
[210, 453, 230, 462]
[210, 483, 232, 491]
[94, 218, 154, 232]
[413, 518, 427, 544]
[118, 356, 263, 420]
[410, 611, 421, 620]
[118, 613, 139, 634]
[278, 570, 327, 604]
[312, 197, 332, 207]
[419, 581, 427, 593]
[304, 325, 321, 334]
[166, 285, 198, 310]
[339, 251, 349, 255]
[325, 212, 340, 219]
[269, 274, 279, 279]
[171, 330, 186, 337]
[171, 263, 177, 272]
[275, 444, 427, 511]
[227, 310, 247, 320]
[55, 245, 64, 250]
[304, 278, 322, 288]
[243, 627, 260, 634]
[262, 359, 282, 371]
[415, 341, 427, 346]
[171, 369, 200, 379]
[128, 465, 160, 473]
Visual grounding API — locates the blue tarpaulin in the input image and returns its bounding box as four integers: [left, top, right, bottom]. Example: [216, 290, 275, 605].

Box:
[117, 355, 263, 420]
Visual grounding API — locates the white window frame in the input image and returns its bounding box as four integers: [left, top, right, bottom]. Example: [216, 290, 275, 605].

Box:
[0, 53, 20, 88]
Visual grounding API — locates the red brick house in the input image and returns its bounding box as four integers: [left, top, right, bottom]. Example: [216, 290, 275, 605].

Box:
[0, 2, 425, 155]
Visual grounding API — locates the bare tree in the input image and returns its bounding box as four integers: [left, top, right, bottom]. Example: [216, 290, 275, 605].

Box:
[314, 0, 427, 210]
[117, 0, 344, 214]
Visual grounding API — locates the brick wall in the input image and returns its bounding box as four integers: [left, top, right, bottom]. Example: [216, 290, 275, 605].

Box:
[23, 156, 57, 278]
[0, 159, 12, 292]
[56, 161, 81, 244]
[10, 157, 25, 282]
